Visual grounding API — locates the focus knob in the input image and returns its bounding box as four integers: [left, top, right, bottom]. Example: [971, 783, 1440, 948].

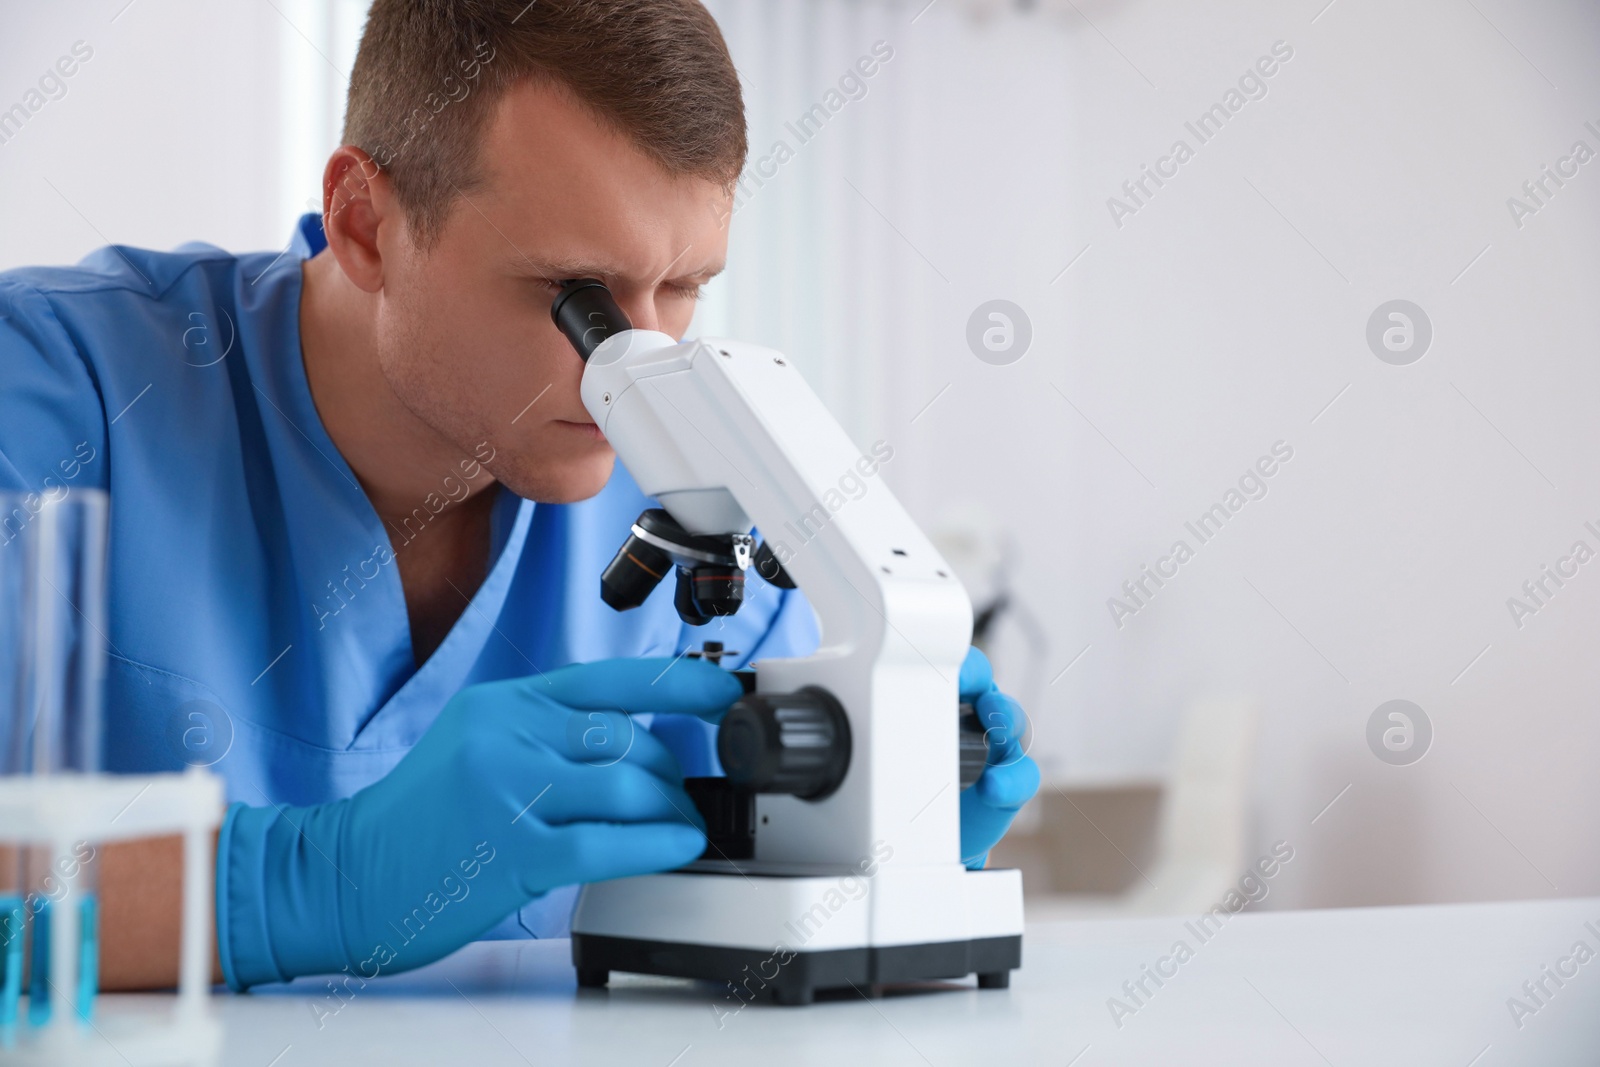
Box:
[718, 687, 851, 800]
[959, 703, 988, 789]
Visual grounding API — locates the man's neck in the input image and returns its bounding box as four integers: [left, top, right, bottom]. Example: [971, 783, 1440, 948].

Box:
[298, 250, 500, 666]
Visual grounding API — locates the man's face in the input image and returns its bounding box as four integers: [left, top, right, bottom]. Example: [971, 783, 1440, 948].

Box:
[372, 79, 732, 503]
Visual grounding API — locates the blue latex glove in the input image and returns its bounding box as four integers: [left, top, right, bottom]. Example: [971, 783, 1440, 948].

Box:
[959, 647, 1041, 870]
[217, 658, 739, 991]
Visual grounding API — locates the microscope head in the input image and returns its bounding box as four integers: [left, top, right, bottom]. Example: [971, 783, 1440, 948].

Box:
[551, 279, 794, 626]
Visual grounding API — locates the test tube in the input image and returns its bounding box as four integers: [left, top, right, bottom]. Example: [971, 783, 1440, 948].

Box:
[0, 489, 109, 1028]
[0, 490, 33, 1029]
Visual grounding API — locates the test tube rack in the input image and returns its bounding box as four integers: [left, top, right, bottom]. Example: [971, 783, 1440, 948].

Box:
[0, 767, 223, 1066]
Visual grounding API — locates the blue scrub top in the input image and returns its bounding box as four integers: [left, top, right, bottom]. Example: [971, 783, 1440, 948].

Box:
[0, 213, 819, 937]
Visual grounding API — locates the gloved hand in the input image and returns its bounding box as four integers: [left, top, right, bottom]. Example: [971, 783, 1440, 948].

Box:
[217, 658, 741, 991]
[959, 647, 1041, 869]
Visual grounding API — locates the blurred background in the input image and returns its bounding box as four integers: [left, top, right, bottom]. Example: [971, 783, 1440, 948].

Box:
[4, 0, 1598, 915]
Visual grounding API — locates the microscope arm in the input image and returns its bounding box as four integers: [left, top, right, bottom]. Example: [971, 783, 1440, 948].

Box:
[573, 318, 972, 869]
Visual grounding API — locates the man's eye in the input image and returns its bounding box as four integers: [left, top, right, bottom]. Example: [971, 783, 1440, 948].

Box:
[666, 282, 703, 301]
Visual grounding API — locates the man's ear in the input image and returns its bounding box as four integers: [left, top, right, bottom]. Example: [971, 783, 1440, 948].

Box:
[321, 145, 398, 294]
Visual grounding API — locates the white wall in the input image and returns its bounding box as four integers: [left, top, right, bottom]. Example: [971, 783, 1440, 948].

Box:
[726, 0, 1600, 910]
[0, 1, 286, 267]
[4, 0, 1597, 910]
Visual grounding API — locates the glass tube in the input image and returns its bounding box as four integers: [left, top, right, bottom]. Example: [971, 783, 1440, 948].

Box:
[0, 490, 33, 1028]
[0, 489, 109, 1027]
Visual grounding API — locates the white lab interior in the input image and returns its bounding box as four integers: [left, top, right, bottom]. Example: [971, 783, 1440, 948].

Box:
[3, 0, 1598, 1062]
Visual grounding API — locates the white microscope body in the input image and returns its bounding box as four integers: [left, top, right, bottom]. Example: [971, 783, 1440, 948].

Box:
[554, 282, 1023, 1004]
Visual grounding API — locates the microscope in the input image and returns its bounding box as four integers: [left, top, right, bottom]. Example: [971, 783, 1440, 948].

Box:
[551, 280, 1023, 1004]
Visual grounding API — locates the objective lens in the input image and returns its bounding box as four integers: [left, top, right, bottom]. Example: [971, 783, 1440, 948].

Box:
[687, 565, 744, 618]
[600, 534, 672, 612]
[673, 568, 712, 627]
[752, 541, 795, 589]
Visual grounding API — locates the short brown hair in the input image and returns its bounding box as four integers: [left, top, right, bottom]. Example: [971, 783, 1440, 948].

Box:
[342, 0, 747, 247]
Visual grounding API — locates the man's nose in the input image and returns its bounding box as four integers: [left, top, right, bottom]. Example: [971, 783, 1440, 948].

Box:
[615, 291, 660, 334]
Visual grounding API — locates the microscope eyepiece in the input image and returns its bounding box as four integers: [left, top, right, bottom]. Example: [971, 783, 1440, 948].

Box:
[551, 278, 632, 361]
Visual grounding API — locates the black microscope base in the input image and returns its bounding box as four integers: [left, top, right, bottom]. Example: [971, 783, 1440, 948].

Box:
[571, 932, 1022, 1005]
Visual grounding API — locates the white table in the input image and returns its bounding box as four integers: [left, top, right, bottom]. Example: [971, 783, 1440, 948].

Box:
[94, 897, 1600, 1066]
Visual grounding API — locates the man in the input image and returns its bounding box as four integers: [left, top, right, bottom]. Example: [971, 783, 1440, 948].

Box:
[0, 0, 1038, 992]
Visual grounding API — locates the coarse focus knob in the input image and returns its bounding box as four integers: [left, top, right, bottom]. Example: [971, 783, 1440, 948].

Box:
[718, 687, 851, 800]
[959, 703, 988, 790]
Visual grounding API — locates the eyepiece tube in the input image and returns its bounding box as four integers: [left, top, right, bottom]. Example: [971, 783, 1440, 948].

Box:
[551, 278, 633, 361]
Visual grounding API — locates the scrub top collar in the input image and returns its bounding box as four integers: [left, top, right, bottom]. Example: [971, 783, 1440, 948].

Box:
[265, 212, 537, 750]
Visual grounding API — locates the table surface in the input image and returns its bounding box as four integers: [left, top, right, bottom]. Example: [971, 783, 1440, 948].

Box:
[91, 896, 1600, 1066]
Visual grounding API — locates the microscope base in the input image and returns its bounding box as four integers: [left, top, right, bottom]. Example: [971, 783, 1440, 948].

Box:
[572, 932, 1021, 1005]
[569, 867, 1024, 1004]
